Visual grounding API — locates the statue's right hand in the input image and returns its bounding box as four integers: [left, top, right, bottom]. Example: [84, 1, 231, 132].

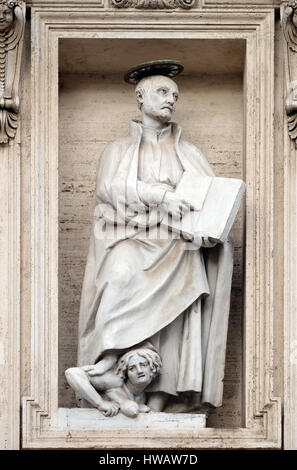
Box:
[163, 191, 192, 220]
[98, 401, 120, 417]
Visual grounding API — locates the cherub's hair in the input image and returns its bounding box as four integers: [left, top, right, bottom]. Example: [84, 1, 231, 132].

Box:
[115, 348, 162, 380]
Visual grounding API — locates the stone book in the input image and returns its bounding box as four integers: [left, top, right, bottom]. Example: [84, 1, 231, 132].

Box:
[166, 171, 245, 243]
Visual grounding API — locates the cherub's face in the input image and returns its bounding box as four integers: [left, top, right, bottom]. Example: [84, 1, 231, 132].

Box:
[0, 5, 13, 32]
[127, 354, 152, 387]
[139, 76, 179, 124]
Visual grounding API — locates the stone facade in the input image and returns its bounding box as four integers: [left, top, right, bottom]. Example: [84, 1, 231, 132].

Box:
[1, 0, 296, 449]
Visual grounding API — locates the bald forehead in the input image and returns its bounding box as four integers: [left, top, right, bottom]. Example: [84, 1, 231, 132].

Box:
[137, 75, 179, 93]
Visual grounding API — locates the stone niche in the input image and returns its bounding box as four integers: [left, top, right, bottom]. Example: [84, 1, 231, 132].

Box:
[22, 6, 280, 449]
[58, 37, 245, 428]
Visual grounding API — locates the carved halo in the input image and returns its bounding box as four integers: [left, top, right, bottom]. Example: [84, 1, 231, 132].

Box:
[124, 59, 184, 84]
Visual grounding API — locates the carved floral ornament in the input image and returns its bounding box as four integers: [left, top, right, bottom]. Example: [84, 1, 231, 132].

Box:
[0, 0, 25, 144]
[111, 0, 196, 9]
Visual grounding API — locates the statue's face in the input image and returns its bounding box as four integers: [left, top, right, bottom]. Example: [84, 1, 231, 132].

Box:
[139, 76, 179, 124]
[0, 5, 14, 32]
[127, 354, 152, 387]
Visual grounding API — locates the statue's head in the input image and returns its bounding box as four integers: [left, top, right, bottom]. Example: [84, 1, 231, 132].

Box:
[124, 60, 183, 125]
[135, 75, 179, 124]
[0, 0, 18, 32]
[116, 347, 162, 388]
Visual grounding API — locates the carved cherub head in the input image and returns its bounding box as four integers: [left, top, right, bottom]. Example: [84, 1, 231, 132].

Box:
[0, 0, 19, 32]
[115, 347, 162, 388]
[135, 75, 179, 124]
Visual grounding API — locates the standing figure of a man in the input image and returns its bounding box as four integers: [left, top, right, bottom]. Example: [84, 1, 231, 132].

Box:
[77, 61, 234, 413]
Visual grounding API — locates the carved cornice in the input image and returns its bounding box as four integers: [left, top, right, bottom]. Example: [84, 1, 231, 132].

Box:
[0, 0, 25, 144]
[25, 0, 281, 8]
[111, 0, 196, 9]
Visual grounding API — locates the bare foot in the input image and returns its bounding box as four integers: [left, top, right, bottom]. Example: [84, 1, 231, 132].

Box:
[83, 354, 117, 376]
[120, 400, 139, 418]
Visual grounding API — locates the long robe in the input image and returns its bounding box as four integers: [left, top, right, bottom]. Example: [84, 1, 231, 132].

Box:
[77, 120, 234, 407]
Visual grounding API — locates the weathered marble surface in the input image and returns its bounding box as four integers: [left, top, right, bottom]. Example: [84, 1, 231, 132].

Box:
[58, 408, 206, 430]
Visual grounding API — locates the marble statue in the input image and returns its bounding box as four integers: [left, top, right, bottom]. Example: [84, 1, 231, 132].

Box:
[71, 60, 239, 416]
[66, 346, 162, 417]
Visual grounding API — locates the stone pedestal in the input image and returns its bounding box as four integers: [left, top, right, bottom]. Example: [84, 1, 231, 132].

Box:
[58, 409, 206, 431]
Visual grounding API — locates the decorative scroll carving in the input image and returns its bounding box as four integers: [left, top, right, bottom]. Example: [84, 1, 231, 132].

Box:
[283, 1, 297, 52]
[282, 2, 297, 146]
[0, 0, 25, 144]
[111, 0, 196, 9]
